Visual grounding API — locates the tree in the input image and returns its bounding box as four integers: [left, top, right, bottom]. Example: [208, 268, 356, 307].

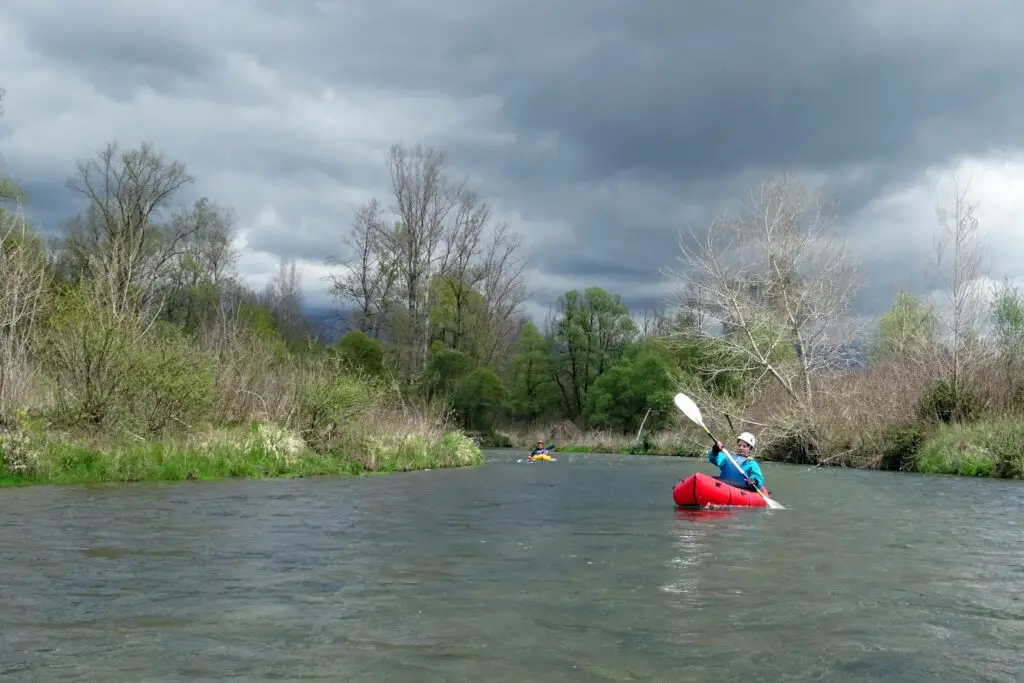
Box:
[992, 278, 1024, 411]
[668, 172, 863, 436]
[583, 349, 674, 433]
[335, 330, 386, 377]
[378, 143, 456, 378]
[327, 142, 527, 380]
[929, 177, 990, 422]
[870, 289, 938, 367]
[506, 321, 561, 421]
[60, 141, 195, 317]
[326, 199, 396, 337]
[550, 287, 637, 418]
[159, 197, 239, 333]
[261, 258, 313, 348]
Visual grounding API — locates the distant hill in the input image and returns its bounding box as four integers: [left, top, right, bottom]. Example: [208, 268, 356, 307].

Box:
[301, 306, 353, 344]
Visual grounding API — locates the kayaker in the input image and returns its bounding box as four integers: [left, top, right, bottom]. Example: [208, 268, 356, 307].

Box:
[528, 440, 548, 461]
[708, 432, 766, 492]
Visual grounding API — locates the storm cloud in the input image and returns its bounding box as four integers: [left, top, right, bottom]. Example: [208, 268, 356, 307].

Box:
[2, 0, 1024, 320]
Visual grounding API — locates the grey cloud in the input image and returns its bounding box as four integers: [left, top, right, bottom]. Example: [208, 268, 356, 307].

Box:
[2, 0, 1024, 320]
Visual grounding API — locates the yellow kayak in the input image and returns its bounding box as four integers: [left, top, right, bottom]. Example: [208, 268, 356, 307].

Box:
[528, 453, 554, 461]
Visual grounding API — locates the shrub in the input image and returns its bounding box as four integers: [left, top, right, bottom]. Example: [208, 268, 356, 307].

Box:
[916, 378, 984, 424]
[878, 423, 927, 471]
[912, 420, 1024, 477]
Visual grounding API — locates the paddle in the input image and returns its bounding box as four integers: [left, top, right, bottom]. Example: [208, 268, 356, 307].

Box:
[672, 392, 785, 510]
[526, 444, 557, 461]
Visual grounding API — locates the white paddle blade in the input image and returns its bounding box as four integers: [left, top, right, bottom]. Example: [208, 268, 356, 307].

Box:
[765, 497, 785, 510]
[673, 392, 705, 428]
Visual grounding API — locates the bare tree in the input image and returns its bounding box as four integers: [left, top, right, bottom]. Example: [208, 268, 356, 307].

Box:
[435, 187, 490, 348]
[62, 141, 195, 317]
[379, 143, 456, 376]
[667, 172, 864, 427]
[0, 205, 51, 423]
[181, 197, 238, 288]
[327, 142, 528, 376]
[262, 258, 314, 345]
[326, 199, 396, 337]
[929, 176, 991, 421]
[0, 88, 24, 205]
[478, 221, 528, 365]
[158, 197, 240, 331]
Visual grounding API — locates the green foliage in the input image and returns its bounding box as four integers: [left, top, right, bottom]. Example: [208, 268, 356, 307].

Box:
[551, 287, 637, 417]
[912, 421, 1024, 477]
[647, 335, 746, 399]
[583, 349, 674, 433]
[506, 321, 561, 420]
[336, 330, 386, 376]
[292, 356, 383, 452]
[422, 346, 477, 397]
[42, 284, 215, 434]
[421, 346, 507, 430]
[871, 290, 938, 363]
[428, 276, 495, 363]
[916, 378, 983, 424]
[878, 423, 927, 471]
[130, 323, 216, 433]
[453, 366, 507, 431]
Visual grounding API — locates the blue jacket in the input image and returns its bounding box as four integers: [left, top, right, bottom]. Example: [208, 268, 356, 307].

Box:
[707, 446, 765, 491]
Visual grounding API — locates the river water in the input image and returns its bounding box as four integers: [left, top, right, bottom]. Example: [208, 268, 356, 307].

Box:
[0, 449, 1021, 682]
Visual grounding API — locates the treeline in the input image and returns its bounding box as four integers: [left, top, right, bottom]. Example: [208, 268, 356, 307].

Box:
[2, 83, 1021, 481]
[330, 163, 1024, 480]
[0, 87, 487, 481]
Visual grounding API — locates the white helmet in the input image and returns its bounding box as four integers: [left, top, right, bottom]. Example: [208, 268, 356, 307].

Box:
[737, 432, 756, 449]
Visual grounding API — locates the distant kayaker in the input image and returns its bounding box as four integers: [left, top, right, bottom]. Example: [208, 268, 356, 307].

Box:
[528, 440, 548, 460]
[708, 432, 766, 492]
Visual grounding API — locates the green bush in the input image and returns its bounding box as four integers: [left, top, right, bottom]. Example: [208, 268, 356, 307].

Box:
[912, 420, 1024, 477]
[916, 378, 984, 424]
[42, 285, 215, 435]
[293, 359, 383, 453]
[878, 423, 927, 471]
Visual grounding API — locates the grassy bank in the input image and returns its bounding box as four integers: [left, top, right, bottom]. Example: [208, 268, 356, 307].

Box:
[482, 419, 1024, 480]
[0, 421, 482, 487]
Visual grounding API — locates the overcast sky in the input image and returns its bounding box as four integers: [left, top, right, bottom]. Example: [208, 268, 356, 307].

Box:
[2, 0, 1024, 323]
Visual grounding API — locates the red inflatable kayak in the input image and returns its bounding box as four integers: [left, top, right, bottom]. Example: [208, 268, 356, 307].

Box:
[673, 472, 769, 508]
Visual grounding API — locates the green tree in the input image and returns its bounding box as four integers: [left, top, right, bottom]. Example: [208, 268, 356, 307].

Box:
[993, 279, 1024, 410]
[506, 321, 561, 421]
[427, 275, 495, 364]
[453, 366, 507, 431]
[336, 330, 386, 377]
[583, 348, 674, 433]
[870, 289, 938, 365]
[550, 287, 636, 417]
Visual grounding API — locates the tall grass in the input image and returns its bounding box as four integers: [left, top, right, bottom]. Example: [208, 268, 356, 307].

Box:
[0, 271, 482, 485]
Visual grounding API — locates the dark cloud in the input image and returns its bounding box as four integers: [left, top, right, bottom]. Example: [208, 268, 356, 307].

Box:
[2, 0, 1024, 317]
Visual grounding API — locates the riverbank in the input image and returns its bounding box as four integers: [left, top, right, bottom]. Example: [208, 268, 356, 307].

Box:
[481, 419, 1024, 480]
[0, 421, 483, 487]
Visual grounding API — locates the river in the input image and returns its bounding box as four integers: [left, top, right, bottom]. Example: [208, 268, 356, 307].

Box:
[0, 449, 1021, 681]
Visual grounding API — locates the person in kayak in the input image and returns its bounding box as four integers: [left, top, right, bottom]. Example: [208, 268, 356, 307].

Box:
[526, 440, 547, 461]
[708, 432, 765, 492]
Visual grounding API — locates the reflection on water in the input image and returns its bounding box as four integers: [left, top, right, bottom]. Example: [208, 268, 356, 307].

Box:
[672, 507, 740, 523]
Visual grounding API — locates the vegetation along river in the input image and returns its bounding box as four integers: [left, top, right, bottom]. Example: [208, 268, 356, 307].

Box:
[1, 449, 1021, 682]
